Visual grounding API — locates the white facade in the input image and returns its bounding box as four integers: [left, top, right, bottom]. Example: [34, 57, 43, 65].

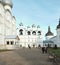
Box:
[45, 20, 60, 47]
[50, 20, 60, 47]
[0, 0, 17, 49]
[17, 23, 43, 48]
[43, 26, 54, 47]
[50, 29, 60, 47]
[56, 28, 60, 47]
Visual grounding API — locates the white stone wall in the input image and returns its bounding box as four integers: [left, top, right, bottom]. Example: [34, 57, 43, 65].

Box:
[0, 3, 5, 45]
[17, 24, 43, 48]
[0, 2, 16, 49]
[12, 16, 16, 35]
[46, 36, 54, 40]
[47, 29, 60, 47]
[49, 36, 57, 46]
[56, 29, 60, 47]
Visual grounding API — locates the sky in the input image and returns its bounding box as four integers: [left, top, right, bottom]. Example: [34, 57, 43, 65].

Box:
[12, 0, 60, 39]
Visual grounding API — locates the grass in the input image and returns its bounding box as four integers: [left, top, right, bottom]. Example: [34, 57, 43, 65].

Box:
[48, 48, 60, 58]
[0, 49, 14, 52]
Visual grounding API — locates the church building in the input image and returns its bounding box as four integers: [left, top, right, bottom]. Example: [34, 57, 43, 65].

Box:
[43, 26, 54, 47]
[0, 0, 60, 49]
[17, 22, 43, 48]
[50, 19, 60, 47]
[44, 19, 60, 47]
[0, 0, 19, 49]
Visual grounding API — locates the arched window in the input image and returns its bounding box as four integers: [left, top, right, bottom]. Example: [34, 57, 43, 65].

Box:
[32, 31, 36, 35]
[11, 41, 14, 45]
[27, 31, 31, 35]
[6, 41, 9, 45]
[19, 29, 23, 35]
[38, 31, 41, 35]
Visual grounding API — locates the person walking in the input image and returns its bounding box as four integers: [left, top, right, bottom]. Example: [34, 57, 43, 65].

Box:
[41, 45, 48, 54]
[42, 47, 45, 53]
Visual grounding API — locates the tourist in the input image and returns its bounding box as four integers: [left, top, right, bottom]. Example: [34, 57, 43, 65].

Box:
[42, 47, 45, 53]
[42, 45, 48, 54]
[28, 44, 31, 49]
[45, 46, 48, 53]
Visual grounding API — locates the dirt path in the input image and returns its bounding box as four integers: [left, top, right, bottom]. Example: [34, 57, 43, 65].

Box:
[0, 48, 53, 65]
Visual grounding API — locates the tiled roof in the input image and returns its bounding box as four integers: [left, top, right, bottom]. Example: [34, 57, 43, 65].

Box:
[43, 40, 54, 43]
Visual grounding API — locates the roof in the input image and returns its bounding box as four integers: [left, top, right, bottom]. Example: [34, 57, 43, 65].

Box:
[45, 26, 53, 36]
[5, 35, 20, 40]
[50, 36, 57, 39]
[43, 40, 54, 43]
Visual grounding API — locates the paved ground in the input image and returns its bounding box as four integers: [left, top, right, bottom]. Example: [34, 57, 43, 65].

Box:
[0, 48, 53, 65]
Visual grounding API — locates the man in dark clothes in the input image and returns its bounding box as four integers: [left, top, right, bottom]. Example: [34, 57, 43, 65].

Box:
[42, 45, 48, 54]
[42, 47, 45, 53]
[28, 44, 31, 49]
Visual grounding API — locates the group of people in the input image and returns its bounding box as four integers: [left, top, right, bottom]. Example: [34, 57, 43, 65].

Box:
[42, 46, 48, 54]
[28, 44, 48, 53]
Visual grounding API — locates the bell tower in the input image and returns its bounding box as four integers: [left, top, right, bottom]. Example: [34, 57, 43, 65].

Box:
[45, 26, 54, 40]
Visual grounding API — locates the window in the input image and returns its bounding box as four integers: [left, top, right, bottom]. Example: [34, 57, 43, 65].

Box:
[27, 31, 31, 35]
[32, 31, 36, 35]
[7, 41, 9, 45]
[33, 44, 35, 47]
[19, 29, 23, 35]
[11, 41, 14, 45]
[38, 31, 41, 35]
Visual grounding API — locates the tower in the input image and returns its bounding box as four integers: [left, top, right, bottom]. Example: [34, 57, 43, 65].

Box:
[56, 18, 60, 47]
[45, 26, 54, 40]
[0, 0, 17, 49]
[19, 22, 24, 35]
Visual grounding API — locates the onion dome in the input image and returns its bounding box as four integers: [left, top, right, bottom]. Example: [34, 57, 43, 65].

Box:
[56, 18, 60, 29]
[45, 26, 53, 36]
[2, 0, 13, 8]
[27, 25, 30, 28]
[37, 25, 40, 28]
[19, 22, 23, 26]
[32, 24, 36, 28]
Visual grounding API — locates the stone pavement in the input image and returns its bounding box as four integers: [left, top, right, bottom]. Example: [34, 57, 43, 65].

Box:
[0, 48, 53, 65]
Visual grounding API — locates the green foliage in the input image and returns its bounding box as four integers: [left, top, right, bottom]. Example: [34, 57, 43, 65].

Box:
[48, 48, 60, 58]
[0, 49, 14, 52]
